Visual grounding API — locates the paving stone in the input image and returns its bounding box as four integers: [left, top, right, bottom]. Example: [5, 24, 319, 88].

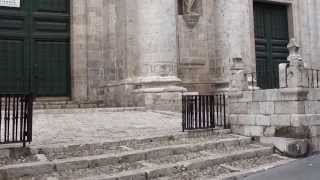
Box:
[32, 110, 182, 146]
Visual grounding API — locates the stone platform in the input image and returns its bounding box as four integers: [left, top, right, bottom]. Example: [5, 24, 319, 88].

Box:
[0, 108, 297, 180]
[31, 108, 182, 147]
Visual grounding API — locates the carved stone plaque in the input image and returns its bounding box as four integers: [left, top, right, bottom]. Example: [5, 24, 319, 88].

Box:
[0, 0, 20, 7]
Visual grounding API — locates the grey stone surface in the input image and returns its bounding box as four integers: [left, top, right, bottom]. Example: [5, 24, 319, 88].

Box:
[66, 0, 320, 109]
[31, 109, 181, 147]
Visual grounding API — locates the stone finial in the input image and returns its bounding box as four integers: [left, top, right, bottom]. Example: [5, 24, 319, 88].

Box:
[287, 38, 302, 63]
[284, 38, 307, 88]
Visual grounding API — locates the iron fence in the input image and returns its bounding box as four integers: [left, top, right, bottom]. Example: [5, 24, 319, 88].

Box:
[248, 67, 281, 90]
[182, 94, 228, 131]
[0, 94, 33, 147]
[305, 68, 320, 88]
[250, 65, 320, 90]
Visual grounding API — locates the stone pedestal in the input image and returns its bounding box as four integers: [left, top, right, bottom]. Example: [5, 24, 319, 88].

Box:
[134, 0, 186, 111]
[229, 57, 248, 92]
[279, 39, 308, 89]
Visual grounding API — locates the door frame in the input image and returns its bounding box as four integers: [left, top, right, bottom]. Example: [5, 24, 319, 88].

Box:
[249, 0, 297, 73]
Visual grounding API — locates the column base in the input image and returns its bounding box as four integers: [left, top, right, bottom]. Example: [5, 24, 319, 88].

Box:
[134, 87, 186, 112]
[134, 76, 187, 111]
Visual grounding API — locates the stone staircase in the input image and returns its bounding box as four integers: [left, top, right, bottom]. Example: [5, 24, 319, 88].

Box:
[0, 130, 294, 180]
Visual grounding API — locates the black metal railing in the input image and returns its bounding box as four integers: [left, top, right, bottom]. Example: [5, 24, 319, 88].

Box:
[248, 67, 282, 90]
[0, 94, 33, 147]
[182, 94, 228, 131]
[305, 68, 320, 88]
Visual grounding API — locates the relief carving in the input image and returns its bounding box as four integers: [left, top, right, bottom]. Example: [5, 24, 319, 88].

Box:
[144, 63, 177, 76]
[183, 0, 201, 15]
[181, 0, 202, 28]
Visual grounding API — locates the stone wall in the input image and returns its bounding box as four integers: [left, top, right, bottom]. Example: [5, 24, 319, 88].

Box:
[69, 0, 320, 109]
[177, 0, 216, 94]
[71, 0, 128, 103]
[229, 88, 320, 151]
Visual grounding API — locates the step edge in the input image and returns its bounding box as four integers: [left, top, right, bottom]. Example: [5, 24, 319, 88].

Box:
[76, 147, 273, 180]
[0, 137, 252, 178]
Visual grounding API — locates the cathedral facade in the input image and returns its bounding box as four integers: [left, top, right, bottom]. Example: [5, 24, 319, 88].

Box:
[1, 0, 320, 110]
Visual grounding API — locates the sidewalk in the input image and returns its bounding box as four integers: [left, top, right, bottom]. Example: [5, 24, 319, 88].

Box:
[31, 108, 182, 147]
[244, 155, 320, 180]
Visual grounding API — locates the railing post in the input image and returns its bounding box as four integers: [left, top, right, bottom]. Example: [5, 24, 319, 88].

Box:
[282, 38, 307, 88]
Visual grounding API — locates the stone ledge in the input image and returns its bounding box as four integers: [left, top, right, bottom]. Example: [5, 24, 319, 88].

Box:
[78, 147, 273, 180]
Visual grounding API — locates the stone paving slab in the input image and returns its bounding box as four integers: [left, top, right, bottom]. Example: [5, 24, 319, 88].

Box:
[31, 109, 182, 147]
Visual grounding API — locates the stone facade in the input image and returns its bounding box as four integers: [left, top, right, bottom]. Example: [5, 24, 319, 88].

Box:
[68, 0, 320, 111]
[228, 40, 320, 152]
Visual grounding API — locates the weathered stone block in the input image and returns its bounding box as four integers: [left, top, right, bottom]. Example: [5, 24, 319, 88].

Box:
[229, 115, 238, 124]
[229, 102, 248, 114]
[310, 136, 320, 152]
[263, 127, 276, 137]
[0, 149, 10, 158]
[280, 88, 309, 101]
[310, 126, 320, 137]
[309, 115, 320, 126]
[238, 115, 255, 126]
[252, 90, 266, 102]
[262, 137, 309, 158]
[305, 101, 320, 114]
[231, 125, 245, 135]
[265, 89, 281, 101]
[243, 126, 264, 137]
[247, 102, 260, 114]
[270, 115, 291, 126]
[290, 114, 309, 127]
[274, 101, 305, 114]
[239, 91, 253, 102]
[259, 102, 274, 115]
[255, 115, 271, 126]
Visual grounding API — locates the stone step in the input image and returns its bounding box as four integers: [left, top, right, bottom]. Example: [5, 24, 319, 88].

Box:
[0, 131, 245, 179]
[34, 106, 146, 114]
[33, 101, 105, 110]
[36, 129, 234, 160]
[5, 142, 268, 180]
[0, 131, 291, 180]
[77, 146, 274, 180]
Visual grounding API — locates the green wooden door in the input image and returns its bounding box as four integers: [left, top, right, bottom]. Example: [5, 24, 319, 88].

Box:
[254, 2, 289, 89]
[0, 0, 29, 93]
[0, 0, 70, 96]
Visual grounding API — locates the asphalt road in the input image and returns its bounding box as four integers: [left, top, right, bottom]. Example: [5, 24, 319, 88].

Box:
[244, 155, 320, 180]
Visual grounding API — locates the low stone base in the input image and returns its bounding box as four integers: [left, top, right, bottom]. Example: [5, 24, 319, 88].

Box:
[260, 137, 309, 158]
[134, 86, 186, 112]
[104, 82, 144, 107]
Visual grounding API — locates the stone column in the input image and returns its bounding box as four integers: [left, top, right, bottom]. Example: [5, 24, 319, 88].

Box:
[135, 0, 186, 111]
[71, 0, 88, 102]
[214, 0, 252, 84]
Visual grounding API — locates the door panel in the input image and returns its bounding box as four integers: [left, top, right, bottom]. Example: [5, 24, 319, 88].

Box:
[31, 0, 70, 96]
[34, 40, 69, 96]
[254, 2, 289, 89]
[0, 1, 28, 93]
[0, 0, 70, 96]
[0, 39, 25, 92]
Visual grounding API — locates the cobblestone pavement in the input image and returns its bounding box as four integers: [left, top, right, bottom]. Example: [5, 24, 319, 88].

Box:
[32, 108, 182, 147]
